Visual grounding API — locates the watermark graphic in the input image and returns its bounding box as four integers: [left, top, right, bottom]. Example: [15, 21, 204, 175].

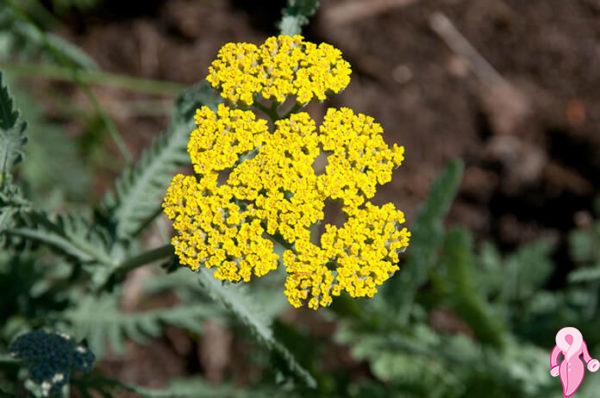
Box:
[550, 327, 599, 397]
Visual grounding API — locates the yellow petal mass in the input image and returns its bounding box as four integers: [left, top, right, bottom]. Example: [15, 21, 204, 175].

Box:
[163, 36, 409, 309]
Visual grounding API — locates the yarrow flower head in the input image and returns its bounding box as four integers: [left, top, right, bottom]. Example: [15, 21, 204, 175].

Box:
[206, 35, 351, 105]
[163, 35, 410, 309]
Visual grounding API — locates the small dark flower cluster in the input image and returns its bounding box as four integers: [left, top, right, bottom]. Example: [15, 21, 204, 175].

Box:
[10, 330, 95, 397]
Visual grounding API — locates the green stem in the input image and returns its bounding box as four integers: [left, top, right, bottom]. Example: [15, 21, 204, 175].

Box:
[0, 62, 185, 96]
[77, 73, 133, 163]
[115, 243, 173, 275]
[253, 101, 280, 123]
[3, 3, 134, 163]
[282, 102, 303, 119]
[0, 354, 19, 364]
[22, 0, 62, 27]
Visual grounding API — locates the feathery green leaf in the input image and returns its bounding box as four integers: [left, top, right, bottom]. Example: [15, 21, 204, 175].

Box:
[442, 227, 506, 350]
[5, 212, 112, 267]
[65, 294, 220, 358]
[278, 0, 320, 35]
[197, 269, 316, 388]
[101, 81, 221, 244]
[383, 159, 464, 317]
[0, 71, 27, 185]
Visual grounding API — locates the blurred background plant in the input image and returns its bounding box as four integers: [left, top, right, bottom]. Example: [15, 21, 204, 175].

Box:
[0, 0, 599, 397]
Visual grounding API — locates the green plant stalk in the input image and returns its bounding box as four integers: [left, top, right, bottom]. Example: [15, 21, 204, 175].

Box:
[4, 2, 133, 162]
[0, 62, 185, 96]
[252, 101, 280, 122]
[77, 74, 133, 163]
[282, 102, 303, 119]
[115, 243, 173, 275]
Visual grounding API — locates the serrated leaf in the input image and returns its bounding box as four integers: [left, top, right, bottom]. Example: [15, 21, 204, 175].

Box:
[5, 211, 113, 267]
[383, 159, 464, 318]
[501, 239, 553, 302]
[0, 71, 27, 184]
[443, 227, 506, 350]
[76, 375, 280, 398]
[278, 0, 320, 35]
[65, 294, 218, 358]
[197, 269, 316, 388]
[101, 81, 221, 244]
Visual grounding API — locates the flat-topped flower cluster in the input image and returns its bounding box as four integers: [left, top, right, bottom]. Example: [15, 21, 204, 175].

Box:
[163, 35, 410, 309]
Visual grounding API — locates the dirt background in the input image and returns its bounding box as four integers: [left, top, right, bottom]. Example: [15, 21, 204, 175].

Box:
[58, 0, 600, 243]
[35, 0, 600, 388]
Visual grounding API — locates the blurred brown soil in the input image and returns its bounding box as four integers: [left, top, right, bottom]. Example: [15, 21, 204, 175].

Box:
[60, 0, 600, 243]
[49, 0, 600, 388]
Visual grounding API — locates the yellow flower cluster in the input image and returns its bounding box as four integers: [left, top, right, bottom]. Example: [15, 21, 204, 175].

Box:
[228, 112, 323, 244]
[188, 104, 268, 175]
[163, 36, 410, 309]
[163, 102, 410, 309]
[206, 35, 351, 105]
[318, 108, 406, 208]
[163, 173, 278, 282]
[284, 204, 410, 309]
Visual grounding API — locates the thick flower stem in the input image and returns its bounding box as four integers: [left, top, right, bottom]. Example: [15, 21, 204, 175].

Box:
[282, 103, 303, 119]
[253, 101, 280, 123]
[116, 243, 174, 275]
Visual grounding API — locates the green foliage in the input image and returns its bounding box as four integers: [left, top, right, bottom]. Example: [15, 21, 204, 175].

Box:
[11, 89, 90, 204]
[328, 161, 595, 398]
[279, 0, 320, 36]
[441, 227, 506, 349]
[101, 82, 222, 244]
[0, 2, 97, 69]
[3, 2, 600, 397]
[73, 375, 283, 398]
[568, 202, 600, 283]
[198, 269, 316, 388]
[0, 72, 27, 186]
[0, 71, 29, 248]
[130, 377, 283, 398]
[6, 211, 112, 268]
[64, 294, 217, 358]
[383, 159, 464, 319]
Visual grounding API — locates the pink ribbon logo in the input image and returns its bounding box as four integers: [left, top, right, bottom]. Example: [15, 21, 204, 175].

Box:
[550, 327, 599, 397]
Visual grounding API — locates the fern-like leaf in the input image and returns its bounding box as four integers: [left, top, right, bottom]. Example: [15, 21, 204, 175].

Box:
[568, 216, 600, 283]
[5, 211, 113, 267]
[500, 240, 553, 304]
[101, 81, 221, 244]
[278, 0, 320, 35]
[0, 72, 27, 185]
[442, 227, 506, 350]
[383, 159, 464, 317]
[198, 268, 316, 388]
[129, 378, 282, 398]
[197, 269, 316, 388]
[65, 294, 220, 358]
[0, 72, 30, 244]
